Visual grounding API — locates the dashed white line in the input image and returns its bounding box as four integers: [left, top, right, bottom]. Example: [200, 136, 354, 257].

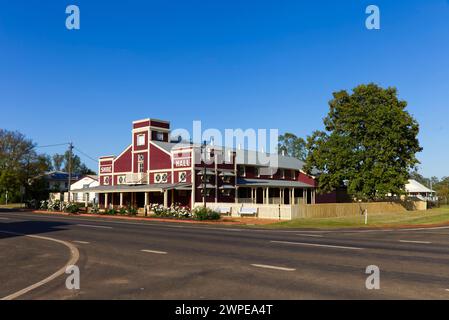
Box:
[251, 264, 296, 272]
[296, 233, 324, 238]
[141, 249, 167, 255]
[399, 240, 431, 244]
[0, 217, 10, 220]
[270, 240, 363, 250]
[73, 241, 90, 244]
[76, 224, 112, 229]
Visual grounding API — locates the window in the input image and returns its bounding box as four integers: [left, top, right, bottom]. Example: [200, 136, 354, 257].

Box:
[118, 175, 126, 185]
[238, 166, 246, 177]
[137, 134, 145, 146]
[157, 132, 164, 141]
[104, 176, 110, 185]
[179, 171, 187, 183]
[137, 154, 145, 173]
[280, 169, 285, 179]
[255, 167, 260, 178]
[291, 170, 295, 180]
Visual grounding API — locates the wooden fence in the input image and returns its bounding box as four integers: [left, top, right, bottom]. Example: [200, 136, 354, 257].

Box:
[291, 201, 419, 219]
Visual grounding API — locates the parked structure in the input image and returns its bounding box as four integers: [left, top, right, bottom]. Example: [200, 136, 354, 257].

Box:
[34, 171, 82, 192]
[69, 175, 99, 205]
[84, 118, 320, 214]
[405, 179, 437, 202]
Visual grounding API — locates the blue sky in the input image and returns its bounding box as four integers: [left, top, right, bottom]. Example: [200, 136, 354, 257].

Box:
[0, 1, 448, 178]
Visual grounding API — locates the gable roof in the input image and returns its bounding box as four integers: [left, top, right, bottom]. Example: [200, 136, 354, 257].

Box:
[405, 179, 435, 193]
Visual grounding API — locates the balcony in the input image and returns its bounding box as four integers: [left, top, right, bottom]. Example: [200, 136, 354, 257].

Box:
[125, 173, 148, 184]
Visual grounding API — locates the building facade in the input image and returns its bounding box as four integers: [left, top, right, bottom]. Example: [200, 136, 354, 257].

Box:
[91, 118, 317, 211]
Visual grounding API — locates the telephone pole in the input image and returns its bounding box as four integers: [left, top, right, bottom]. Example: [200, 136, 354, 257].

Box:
[68, 142, 74, 203]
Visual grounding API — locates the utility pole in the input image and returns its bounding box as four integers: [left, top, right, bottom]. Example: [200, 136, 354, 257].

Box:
[68, 142, 74, 203]
[201, 140, 207, 208]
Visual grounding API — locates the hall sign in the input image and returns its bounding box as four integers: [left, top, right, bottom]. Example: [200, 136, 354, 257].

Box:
[174, 156, 191, 168]
[100, 165, 112, 173]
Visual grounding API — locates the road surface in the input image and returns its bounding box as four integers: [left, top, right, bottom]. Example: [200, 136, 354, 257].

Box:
[1, 211, 449, 299]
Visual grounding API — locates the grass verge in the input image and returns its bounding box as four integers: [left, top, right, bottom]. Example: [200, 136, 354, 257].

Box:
[262, 205, 449, 229]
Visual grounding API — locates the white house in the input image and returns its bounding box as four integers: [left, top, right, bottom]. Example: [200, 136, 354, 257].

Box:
[405, 179, 437, 202]
[69, 175, 99, 205]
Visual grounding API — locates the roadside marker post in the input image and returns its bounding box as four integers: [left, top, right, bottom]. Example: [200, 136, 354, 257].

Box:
[364, 209, 368, 225]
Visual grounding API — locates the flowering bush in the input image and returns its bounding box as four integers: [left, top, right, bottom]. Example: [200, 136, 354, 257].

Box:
[64, 202, 81, 214]
[39, 200, 48, 210]
[47, 199, 61, 211]
[90, 204, 99, 214]
[150, 203, 192, 219]
[192, 207, 221, 221]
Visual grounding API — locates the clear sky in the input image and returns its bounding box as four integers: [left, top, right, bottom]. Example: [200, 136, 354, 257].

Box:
[0, 1, 448, 178]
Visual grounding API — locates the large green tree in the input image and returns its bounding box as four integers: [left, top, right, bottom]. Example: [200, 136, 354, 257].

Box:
[304, 84, 422, 200]
[278, 133, 307, 161]
[51, 150, 96, 175]
[0, 129, 52, 203]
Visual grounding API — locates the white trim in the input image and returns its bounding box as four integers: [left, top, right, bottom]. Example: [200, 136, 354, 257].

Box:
[149, 141, 172, 156]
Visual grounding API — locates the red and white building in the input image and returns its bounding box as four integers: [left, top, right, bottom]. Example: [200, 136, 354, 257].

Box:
[91, 118, 318, 213]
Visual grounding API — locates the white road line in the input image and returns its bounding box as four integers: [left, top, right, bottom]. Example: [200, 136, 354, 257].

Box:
[270, 240, 363, 250]
[73, 241, 90, 244]
[0, 217, 10, 220]
[296, 233, 324, 238]
[76, 224, 112, 229]
[251, 264, 296, 272]
[399, 240, 431, 244]
[445, 289, 449, 292]
[141, 249, 167, 255]
[0, 230, 79, 300]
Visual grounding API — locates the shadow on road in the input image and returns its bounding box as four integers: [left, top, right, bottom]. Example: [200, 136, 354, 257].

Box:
[0, 220, 71, 239]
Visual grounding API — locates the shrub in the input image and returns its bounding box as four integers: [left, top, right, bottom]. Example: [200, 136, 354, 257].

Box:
[119, 207, 127, 215]
[39, 200, 48, 210]
[192, 207, 221, 221]
[107, 208, 117, 215]
[150, 203, 192, 219]
[47, 200, 61, 211]
[90, 205, 99, 214]
[126, 206, 138, 216]
[65, 203, 80, 214]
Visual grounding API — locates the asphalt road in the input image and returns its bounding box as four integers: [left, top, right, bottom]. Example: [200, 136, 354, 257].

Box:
[1, 211, 449, 299]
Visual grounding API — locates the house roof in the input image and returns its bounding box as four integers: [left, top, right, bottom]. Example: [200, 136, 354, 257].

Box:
[405, 179, 435, 193]
[151, 140, 315, 173]
[35, 171, 82, 182]
[237, 178, 314, 188]
[80, 183, 192, 193]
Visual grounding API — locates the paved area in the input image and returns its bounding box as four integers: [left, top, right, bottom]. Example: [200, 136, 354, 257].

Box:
[1, 211, 449, 299]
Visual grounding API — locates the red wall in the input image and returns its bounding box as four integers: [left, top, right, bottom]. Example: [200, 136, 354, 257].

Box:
[114, 146, 132, 172]
[149, 144, 171, 170]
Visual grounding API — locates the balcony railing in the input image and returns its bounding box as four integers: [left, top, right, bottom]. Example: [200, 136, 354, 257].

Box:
[125, 173, 148, 184]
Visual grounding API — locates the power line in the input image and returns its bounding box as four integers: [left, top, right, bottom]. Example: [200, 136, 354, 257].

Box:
[73, 147, 98, 163]
[35, 142, 70, 149]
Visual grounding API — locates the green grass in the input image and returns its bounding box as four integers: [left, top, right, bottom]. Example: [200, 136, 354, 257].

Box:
[0, 203, 25, 209]
[262, 205, 449, 229]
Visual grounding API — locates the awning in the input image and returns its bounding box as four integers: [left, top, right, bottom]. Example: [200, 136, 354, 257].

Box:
[219, 185, 235, 189]
[197, 170, 216, 176]
[219, 171, 236, 177]
[79, 183, 192, 193]
[237, 178, 314, 188]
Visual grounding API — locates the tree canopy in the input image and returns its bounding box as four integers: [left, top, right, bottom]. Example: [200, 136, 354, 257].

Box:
[304, 83, 422, 200]
[0, 129, 96, 203]
[278, 133, 307, 161]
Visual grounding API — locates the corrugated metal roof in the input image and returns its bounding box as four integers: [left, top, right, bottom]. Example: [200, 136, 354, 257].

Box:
[405, 179, 435, 193]
[151, 140, 316, 173]
[237, 178, 314, 188]
[80, 183, 192, 193]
